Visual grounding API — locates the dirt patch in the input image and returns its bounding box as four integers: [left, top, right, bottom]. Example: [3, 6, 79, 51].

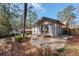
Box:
[31, 35, 67, 50]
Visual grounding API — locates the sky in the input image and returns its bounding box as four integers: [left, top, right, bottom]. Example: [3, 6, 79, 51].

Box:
[29, 3, 79, 25]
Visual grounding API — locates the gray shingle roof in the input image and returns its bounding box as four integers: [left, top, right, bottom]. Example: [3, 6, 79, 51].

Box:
[33, 17, 63, 26]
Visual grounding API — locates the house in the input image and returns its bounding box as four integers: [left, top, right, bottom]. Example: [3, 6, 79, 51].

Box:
[32, 17, 64, 37]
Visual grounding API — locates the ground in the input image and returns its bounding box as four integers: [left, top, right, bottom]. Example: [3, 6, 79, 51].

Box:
[62, 36, 79, 56]
[30, 35, 68, 49]
[0, 35, 79, 56]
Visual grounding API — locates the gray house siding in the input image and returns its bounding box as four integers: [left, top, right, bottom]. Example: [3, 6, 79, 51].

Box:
[32, 17, 63, 37]
[32, 23, 63, 37]
[48, 24, 53, 36]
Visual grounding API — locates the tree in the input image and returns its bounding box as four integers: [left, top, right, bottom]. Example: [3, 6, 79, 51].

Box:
[57, 5, 76, 26]
[26, 4, 38, 28]
[0, 3, 23, 37]
[23, 3, 27, 39]
[0, 4, 11, 36]
[9, 4, 23, 30]
[28, 11, 38, 28]
[57, 5, 76, 35]
[17, 4, 38, 29]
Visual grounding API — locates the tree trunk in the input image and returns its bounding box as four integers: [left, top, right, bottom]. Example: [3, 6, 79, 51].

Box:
[23, 3, 27, 39]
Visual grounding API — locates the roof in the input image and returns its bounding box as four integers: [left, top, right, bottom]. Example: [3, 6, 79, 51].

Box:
[33, 17, 63, 26]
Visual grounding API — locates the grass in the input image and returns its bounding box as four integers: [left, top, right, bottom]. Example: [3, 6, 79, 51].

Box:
[61, 44, 79, 56]
[58, 36, 79, 56]
[0, 35, 79, 56]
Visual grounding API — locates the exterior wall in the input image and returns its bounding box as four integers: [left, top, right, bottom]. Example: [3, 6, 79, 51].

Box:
[59, 25, 63, 35]
[48, 25, 53, 36]
[55, 24, 63, 36]
[37, 26, 41, 35]
[32, 23, 63, 37]
[52, 24, 57, 37]
[51, 23, 63, 37]
[56, 24, 60, 36]
[32, 26, 41, 35]
[32, 27, 36, 34]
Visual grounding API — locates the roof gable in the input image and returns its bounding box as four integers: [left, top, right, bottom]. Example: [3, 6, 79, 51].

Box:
[33, 17, 63, 26]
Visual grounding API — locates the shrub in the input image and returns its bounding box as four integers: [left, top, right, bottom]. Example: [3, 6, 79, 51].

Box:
[26, 31, 32, 35]
[57, 48, 64, 53]
[15, 36, 23, 42]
